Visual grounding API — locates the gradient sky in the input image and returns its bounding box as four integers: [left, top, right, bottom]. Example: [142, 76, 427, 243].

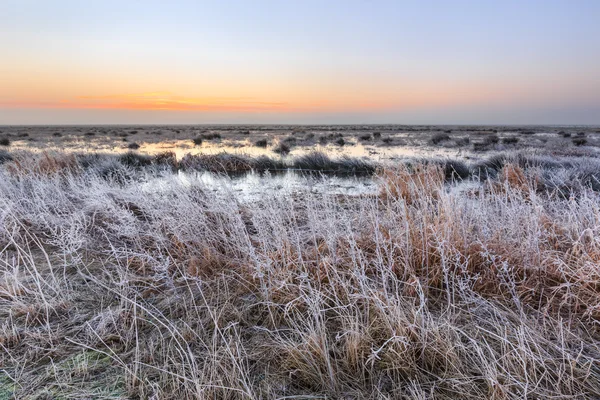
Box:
[1, 0, 599, 124]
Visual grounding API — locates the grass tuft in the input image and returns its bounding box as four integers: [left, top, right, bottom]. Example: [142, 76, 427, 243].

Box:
[254, 139, 268, 148]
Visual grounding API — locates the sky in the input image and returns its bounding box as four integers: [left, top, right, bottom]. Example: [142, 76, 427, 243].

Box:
[1, 0, 599, 125]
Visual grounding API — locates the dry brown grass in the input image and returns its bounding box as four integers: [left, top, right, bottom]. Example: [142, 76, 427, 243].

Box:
[6, 152, 79, 176]
[1, 157, 600, 398]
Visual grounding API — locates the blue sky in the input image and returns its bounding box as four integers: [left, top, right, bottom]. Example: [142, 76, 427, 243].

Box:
[1, 0, 599, 124]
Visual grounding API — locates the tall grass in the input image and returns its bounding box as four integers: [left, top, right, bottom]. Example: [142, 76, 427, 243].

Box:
[1, 153, 600, 398]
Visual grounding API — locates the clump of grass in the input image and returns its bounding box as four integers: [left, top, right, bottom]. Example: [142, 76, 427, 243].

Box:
[455, 137, 470, 146]
[0, 150, 12, 163]
[430, 132, 450, 145]
[127, 142, 140, 150]
[202, 132, 222, 140]
[373, 131, 381, 139]
[253, 155, 287, 171]
[573, 137, 587, 146]
[180, 153, 254, 173]
[485, 134, 500, 144]
[335, 137, 345, 146]
[293, 151, 333, 171]
[292, 151, 375, 175]
[282, 136, 297, 145]
[359, 134, 371, 141]
[472, 142, 489, 151]
[472, 134, 499, 151]
[502, 136, 519, 144]
[192, 136, 203, 146]
[0, 137, 10, 146]
[254, 139, 268, 148]
[274, 142, 292, 155]
[153, 151, 178, 168]
[118, 152, 152, 167]
[420, 158, 470, 181]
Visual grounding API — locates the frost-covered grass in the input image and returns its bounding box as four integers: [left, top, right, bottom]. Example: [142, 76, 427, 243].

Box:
[1, 152, 600, 398]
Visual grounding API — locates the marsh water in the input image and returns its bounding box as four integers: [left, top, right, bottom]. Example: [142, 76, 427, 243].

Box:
[145, 169, 379, 202]
[3, 125, 600, 198]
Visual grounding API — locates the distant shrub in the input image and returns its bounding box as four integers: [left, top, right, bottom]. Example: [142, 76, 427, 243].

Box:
[129, 130, 139, 134]
[382, 137, 393, 144]
[282, 136, 297, 145]
[430, 133, 451, 145]
[202, 133, 222, 140]
[484, 134, 500, 145]
[373, 132, 381, 139]
[455, 137, 470, 146]
[559, 131, 571, 138]
[52, 132, 62, 137]
[335, 137, 346, 146]
[254, 139, 268, 148]
[192, 137, 203, 146]
[240, 130, 250, 135]
[502, 137, 519, 144]
[359, 134, 372, 141]
[84, 131, 96, 136]
[0, 137, 10, 146]
[573, 137, 587, 146]
[273, 142, 291, 155]
[128, 142, 141, 150]
[17, 133, 29, 138]
[521, 130, 536, 135]
[472, 142, 490, 152]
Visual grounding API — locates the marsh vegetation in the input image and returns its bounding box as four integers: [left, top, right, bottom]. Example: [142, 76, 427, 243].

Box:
[1, 148, 600, 398]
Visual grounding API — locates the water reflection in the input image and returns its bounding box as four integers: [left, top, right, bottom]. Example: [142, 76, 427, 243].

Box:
[9, 136, 464, 161]
[144, 169, 378, 202]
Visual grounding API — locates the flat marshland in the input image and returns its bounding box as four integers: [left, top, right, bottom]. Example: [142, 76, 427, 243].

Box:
[2, 128, 600, 398]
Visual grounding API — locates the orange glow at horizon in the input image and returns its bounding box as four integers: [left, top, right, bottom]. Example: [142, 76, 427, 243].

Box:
[0, 84, 567, 114]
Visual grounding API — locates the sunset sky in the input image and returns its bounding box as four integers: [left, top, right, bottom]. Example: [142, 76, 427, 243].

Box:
[1, 0, 599, 124]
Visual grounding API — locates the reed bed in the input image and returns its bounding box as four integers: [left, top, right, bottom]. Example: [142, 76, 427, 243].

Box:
[0, 153, 600, 398]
